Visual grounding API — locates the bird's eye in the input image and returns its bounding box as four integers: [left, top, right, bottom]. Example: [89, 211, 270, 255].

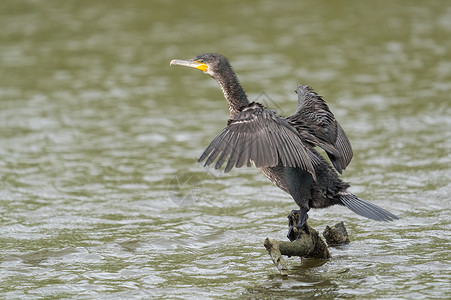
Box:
[198, 59, 204, 63]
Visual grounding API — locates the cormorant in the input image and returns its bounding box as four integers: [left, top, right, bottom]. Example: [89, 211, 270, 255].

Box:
[170, 53, 398, 241]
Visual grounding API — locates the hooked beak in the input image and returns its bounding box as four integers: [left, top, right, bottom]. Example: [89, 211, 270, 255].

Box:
[170, 59, 208, 72]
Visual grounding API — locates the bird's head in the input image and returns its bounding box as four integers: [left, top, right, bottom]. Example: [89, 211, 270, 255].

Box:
[170, 53, 231, 78]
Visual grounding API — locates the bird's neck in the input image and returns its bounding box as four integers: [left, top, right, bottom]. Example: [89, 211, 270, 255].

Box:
[214, 72, 249, 118]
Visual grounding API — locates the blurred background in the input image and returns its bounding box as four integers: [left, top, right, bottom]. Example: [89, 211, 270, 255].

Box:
[0, 0, 450, 298]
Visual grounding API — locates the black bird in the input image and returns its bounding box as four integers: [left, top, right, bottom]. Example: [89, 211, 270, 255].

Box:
[170, 53, 398, 240]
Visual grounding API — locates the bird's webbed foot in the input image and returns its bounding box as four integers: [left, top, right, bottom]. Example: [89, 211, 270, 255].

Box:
[287, 208, 309, 242]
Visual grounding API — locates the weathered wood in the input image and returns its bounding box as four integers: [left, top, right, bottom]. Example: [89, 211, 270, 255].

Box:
[264, 212, 350, 275]
[323, 221, 350, 246]
[264, 220, 330, 275]
[263, 238, 288, 276]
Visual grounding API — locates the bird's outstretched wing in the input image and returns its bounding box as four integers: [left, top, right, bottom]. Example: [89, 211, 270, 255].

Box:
[287, 85, 353, 174]
[199, 102, 320, 179]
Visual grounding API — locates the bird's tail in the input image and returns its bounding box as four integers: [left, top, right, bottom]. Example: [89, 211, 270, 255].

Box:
[339, 192, 399, 221]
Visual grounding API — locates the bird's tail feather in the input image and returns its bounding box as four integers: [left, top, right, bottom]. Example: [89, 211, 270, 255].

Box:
[339, 193, 399, 221]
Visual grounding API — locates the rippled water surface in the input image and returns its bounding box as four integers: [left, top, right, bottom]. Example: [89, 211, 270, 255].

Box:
[1, 0, 450, 298]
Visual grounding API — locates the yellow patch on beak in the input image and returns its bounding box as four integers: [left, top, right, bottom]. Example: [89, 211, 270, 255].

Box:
[195, 62, 208, 72]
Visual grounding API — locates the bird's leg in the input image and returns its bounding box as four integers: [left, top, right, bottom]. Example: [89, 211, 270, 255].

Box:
[287, 208, 310, 241]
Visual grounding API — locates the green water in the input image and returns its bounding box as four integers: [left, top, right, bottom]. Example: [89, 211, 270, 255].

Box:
[1, 0, 450, 298]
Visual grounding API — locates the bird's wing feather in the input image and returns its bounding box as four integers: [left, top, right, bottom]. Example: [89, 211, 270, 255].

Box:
[334, 122, 353, 172]
[288, 85, 353, 174]
[199, 102, 319, 179]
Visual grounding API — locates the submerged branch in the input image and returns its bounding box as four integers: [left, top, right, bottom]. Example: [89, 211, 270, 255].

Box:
[264, 211, 349, 275]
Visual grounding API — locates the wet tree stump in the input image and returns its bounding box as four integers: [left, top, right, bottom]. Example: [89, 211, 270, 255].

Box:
[323, 221, 350, 245]
[264, 211, 349, 275]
